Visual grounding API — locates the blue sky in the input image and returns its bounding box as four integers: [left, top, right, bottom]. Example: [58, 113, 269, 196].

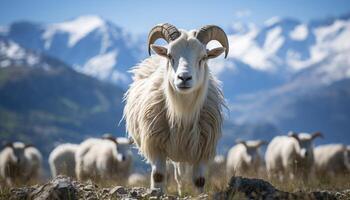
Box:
[0, 0, 350, 34]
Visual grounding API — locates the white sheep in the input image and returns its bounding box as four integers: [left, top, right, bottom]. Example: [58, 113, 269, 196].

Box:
[0, 142, 42, 186]
[123, 23, 228, 194]
[75, 136, 132, 184]
[314, 144, 350, 176]
[226, 140, 266, 177]
[265, 132, 323, 180]
[48, 143, 79, 178]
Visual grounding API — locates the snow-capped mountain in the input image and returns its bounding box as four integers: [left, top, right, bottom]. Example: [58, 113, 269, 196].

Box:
[219, 14, 350, 144]
[0, 15, 140, 86]
[212, 14, 350, 101]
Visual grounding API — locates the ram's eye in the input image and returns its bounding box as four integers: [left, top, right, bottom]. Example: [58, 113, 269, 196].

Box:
[167, 54, 174, 64]
[199, 56, 207, 65]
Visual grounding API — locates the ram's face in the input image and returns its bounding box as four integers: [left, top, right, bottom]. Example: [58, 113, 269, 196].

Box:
[10, 144, 26, 164]
[298, 139, 312, 159]
[148, 24, 228, 94]
[115, 138, 132, 163]
[166, 37, 207, 93]
[297, 134, 314, 159]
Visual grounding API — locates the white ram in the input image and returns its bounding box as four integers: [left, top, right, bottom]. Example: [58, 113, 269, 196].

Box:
[124, 23, 228, 194]
[314, 144, 350, 176]
[0, 142, 42, 186]
[75, 136, 132, 184]
[48, 143, 79, 178]
[265, 132, 323, 180]
[226, 140, 266, 177]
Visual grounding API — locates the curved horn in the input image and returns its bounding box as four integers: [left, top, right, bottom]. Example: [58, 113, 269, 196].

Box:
[147, 23, 181, 55]
[24, 144, 33, 149]
[235, 139, 247, 147]
[311, 131, 323, 140]
[196, 25, 229, 58]
[257, 140, 268, 147]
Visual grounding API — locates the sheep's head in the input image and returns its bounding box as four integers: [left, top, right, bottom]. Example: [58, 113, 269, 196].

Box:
[3, 142, 31, 165]
[102, 134, 132, 163]
[115, 137, 133, 163]
[236, 139, 267, 165]
[148, 23, 229, 94]
[288, 131, 323, 159]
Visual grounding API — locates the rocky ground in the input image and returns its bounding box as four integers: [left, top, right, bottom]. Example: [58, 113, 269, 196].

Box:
[2, 176, 350, 200]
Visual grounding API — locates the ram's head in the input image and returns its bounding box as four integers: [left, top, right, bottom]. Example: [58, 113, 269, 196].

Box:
[148, 23, 229, 94]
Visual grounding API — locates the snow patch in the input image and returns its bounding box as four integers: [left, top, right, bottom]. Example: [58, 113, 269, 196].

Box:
[81, 51, 117, 80]
[264, 26, 284, 55]
[264, 16, 281, 27]
[289, 24, 308, 40]
[43, 15, 105, 48]
[80, 50, 129, 84]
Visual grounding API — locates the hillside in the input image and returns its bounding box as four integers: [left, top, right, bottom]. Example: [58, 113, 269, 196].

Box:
[0, 42, 126, 168]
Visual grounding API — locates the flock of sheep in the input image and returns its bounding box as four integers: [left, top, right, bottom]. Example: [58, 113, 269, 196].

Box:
[226, 132, 350, 181]
[0, 23, 349, 196]
[0, 134, 134, 186]
[1, 132, 349, 190]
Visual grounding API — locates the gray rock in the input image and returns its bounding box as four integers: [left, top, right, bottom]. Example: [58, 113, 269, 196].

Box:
[110, 185, 127, 196]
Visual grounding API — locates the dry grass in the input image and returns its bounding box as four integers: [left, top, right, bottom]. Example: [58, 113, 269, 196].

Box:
[0, 172, 349, 199]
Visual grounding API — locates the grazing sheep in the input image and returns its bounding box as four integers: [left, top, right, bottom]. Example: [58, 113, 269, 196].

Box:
[49, 143, 79, 178]
[226, 140, 266, 177]
[75, 136, 133, 184]
[265, 132, 323, 180]
[314, 144, 350, 176]
[124, 23, 228, 194]
[0, 142, 42, 186]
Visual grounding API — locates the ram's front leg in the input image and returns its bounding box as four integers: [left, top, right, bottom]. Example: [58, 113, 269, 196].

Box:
[150, 156, 167, 192]
[192, 162, 207, 194]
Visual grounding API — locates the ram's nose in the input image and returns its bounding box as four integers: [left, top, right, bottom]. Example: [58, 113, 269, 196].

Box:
[177, 72, 192, 83]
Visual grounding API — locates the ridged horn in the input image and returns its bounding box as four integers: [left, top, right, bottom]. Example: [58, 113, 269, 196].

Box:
[196, 25, 229, 58]
[147, 23, 181, 55]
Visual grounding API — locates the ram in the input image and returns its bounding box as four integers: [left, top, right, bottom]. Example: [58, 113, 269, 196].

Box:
[124, 23, 228, 194]
[226, 140, 266, 177]
[0, 142, 42, 186]
[314, 144, 350, 176]
[49, 143, 79, 178]
[75, 136, 132, 184]
[265, 132, 323, 180]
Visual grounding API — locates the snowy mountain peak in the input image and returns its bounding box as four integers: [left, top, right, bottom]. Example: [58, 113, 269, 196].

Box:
[264, 16, 281, 27]
[43, 15, 106, 48]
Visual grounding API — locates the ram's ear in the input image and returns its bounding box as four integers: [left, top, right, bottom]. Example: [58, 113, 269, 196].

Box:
[3, 142, 13, 149]
[257, 140, 268, 148]
[207, 47, 226, 59]
[150, 44, 168, 57]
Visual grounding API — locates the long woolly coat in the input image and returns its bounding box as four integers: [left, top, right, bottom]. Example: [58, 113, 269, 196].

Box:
[124, 55, 224, 164]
